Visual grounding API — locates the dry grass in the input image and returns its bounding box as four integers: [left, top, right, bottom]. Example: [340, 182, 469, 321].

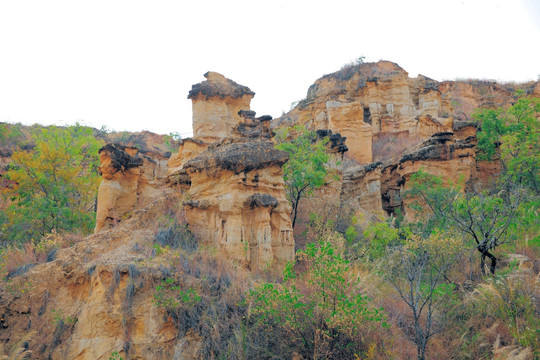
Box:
[0, 230, 83, 279]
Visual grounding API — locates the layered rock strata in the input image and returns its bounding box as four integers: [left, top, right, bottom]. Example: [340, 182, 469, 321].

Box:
[182, 111, 295, 269]
[276, 61, 455, 163]
[188, 72, 255, 142]
[94, 144, 162, 233]
[379, 132, 479, 220]
[276, 60, 538, 164]
[167, 74, 295, 269]
[341, 161, 384, 219]
[340, 131, 496, 222]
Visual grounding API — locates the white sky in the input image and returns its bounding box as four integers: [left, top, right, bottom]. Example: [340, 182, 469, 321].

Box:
[1, 0, 539, 137]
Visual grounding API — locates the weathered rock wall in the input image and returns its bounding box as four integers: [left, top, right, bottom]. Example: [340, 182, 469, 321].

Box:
[275, 61, 455, 164]
[182, 112, 295, 269]
[341, 162, 384, 219]
[188, 72, 255, 142]
[379, 132, 480, 221]
[276, 60, 537, 164]
[94, 144, 163, 233]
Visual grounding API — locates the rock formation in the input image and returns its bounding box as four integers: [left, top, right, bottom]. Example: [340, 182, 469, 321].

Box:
[379, 132, 479, 220]
[275, 61, 538, 164]
[94, 144, 163, 233]
[182, 111, 295, 270]
[338, 131, 490, 222]
[341, 162, 385, 219]
[276, 61, 454, 163]
[188, 72, 255, 142]
[167, 74, 296, 270]
[0, 196, 210, 360]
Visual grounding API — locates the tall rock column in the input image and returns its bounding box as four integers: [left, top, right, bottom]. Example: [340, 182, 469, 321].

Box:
[169, 73, 295, 269]
[188, 71, 255, 142]
[181, 111, 295, 270]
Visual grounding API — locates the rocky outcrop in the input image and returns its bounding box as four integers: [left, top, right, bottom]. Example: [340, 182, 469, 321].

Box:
[315, 130, 348, 155]
[338, 131, 498, 222]
[0, 196, 216, 360]
[166, 74, 295, 270]
[326, 100, 372, 163]
[341, 162, 384, 219]
[275, 61, 455, 163]
[182, 111, 294, 270]
[94, 144, 163, 233]
[275, 61, 538, 164]
[379, 132, 480, 220]
[188, 72, 255, 142]
[166, 138, 208, 190]
[439, 80, 537, 121]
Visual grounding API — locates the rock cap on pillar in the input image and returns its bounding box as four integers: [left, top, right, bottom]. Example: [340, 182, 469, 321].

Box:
[188, 72, 256, 141]
[188, 72, 255, 100]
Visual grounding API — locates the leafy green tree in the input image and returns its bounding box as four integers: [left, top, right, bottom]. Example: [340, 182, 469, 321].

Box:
[404, 170, 523, 275]
[1, 124, 103, 243]
[275, 125, 331, 228]
[361, 220, 402, 260]
[474, 95, 540, 194]
[450, 189, 523, 275]
[247, 236, 386, 358]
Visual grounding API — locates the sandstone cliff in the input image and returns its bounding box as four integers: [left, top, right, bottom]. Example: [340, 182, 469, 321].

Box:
[381, 132, 479, 220]
[1, 63, 537, 360]
[183, 111, 294, 269]
[276, 61, 453, 164]
[94, 144, 164, 233]
[275, 60, 537, 164]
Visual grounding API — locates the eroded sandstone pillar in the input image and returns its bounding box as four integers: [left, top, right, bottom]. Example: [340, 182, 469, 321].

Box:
[188, 72, 255, 142]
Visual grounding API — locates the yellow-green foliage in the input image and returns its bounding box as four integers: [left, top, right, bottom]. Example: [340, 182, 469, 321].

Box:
[474, 94, 540, 194]
[247, 233, 386, 358]
[1, 124, 103, 243]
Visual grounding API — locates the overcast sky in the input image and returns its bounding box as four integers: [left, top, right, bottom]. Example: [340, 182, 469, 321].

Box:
[1, 0, 539, 137]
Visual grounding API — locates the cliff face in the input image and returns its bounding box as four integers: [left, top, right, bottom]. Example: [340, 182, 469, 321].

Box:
[183, 114, 294, 269]
[381, 132, 479, 220]
[276, 61, 453, 164]
[340, 132, 490, 222]
[276, 60, 536, 164]
[94, 144, 164, 233]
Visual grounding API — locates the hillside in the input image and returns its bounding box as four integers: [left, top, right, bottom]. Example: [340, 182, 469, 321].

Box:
[0, 62, 538, 360]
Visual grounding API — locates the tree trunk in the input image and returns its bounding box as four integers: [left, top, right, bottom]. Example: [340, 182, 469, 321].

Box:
[291, 194, 302, 229]
[478, 248, 497, 275]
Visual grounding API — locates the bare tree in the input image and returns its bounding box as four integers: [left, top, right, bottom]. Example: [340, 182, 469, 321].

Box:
[385, 234, 460, 360]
